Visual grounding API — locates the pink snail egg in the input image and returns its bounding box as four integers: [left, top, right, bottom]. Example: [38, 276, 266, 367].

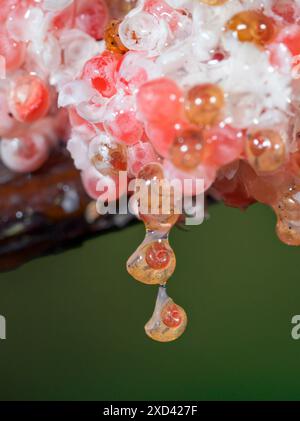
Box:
[0, 133, 49, 173]
[75, 0, 109, 40]
[50, 2, 76, 31]
[104, 95, 144, 145]
[145, 120, 188, 158]
[9, 75, 50, 124]
[144, 0, 173, 16]
[144, 0, 189, 36]
[81, 51, 119, 98]
[116, 52, 157, 94]
[127, 141, 158, 177]
[136, 77, 184, 126]
[202, 126, 245, 168]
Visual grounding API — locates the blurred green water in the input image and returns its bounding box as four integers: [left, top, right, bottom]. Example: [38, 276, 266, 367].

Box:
[0, 203, 300, 401]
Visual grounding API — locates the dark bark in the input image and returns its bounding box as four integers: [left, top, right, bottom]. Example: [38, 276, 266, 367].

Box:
[0, 146, 135, 272]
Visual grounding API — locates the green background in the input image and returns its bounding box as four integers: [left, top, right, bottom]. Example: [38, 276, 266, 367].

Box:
[0, 203, 300, 401]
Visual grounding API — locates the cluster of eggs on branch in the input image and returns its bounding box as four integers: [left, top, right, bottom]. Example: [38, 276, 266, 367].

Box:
[61, 0, 300, 340]
[3, 0, 300, 341]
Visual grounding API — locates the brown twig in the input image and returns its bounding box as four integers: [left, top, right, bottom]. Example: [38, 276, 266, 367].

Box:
[0, 146, 135, 271]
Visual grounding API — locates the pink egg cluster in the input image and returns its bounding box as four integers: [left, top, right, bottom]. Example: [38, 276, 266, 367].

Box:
[0, 0, 109, 172]
[63, 0, 300, 245]
[59, 0, 300, 341]
[4, 0, 300, 341]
